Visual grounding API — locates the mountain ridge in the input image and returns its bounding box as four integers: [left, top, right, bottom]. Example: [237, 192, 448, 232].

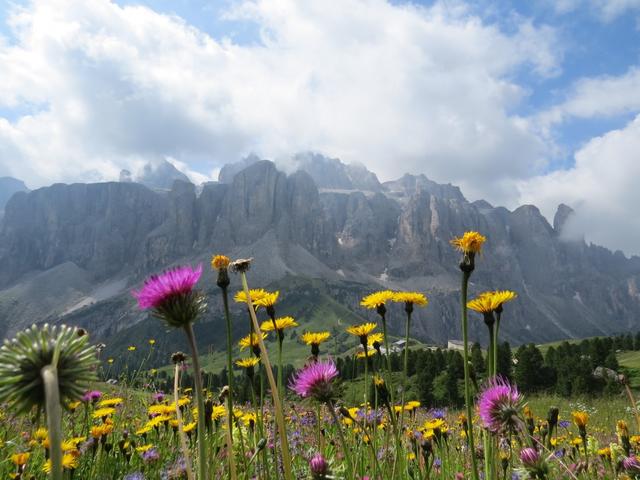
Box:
[0, 156, 638, 362]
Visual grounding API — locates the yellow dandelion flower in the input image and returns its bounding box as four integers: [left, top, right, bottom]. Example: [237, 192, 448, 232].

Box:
[598, 447, 611, 458]
[254, 291, 279, 308]
[450, 231, 486, 254]
[631, 435, 640, 445]
[422, 419, 446, 431]
[360, 290, 395, 309]
[183, 422, 197, 433]
[148, 339, 156, 345]
[393, 292, 428, 307]
[34, 427, 48, 443]
[238, 332, 268, 351]
[212, 405, 226, 421]
[148, 404, 174, 416]
[67, 401, 81, 411]
[346, 322, 377, 338]
[11, 452, 30, 466]
[356, 347, 377, 359]
[107, 358, 114, 364]
[98, 397, 123, 407]
[406, 400, 421, 409]
[572, 411, 589, 428]
[211, 254, 231, 270]
[92, 407, 116, 419]
[260, 316, 298, 332]
[236, 357, 260, 368]
[367, 333, 384, 346]
[136, 444, 154, 453]
[234, 289, 268, 304]
[43, 453, 78, 473]
[242, 412, 257, 427]
[373, 375, 385, 387]
[90, 423, 113, 438]
[571, 437, 583, 446]
[136, 426, 152, 436]
[467, 294, 495, 314]
[128, 346, 136, 351]
[485, 290, 517, 310]
[301, 331, 331, 346]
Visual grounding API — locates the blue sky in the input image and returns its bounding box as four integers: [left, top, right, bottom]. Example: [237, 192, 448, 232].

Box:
[0, 0, 639, 253]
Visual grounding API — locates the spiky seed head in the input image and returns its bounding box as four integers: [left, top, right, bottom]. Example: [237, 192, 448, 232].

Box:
[0, 324, 99, 414]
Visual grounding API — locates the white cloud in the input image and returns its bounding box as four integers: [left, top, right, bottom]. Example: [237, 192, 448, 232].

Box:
[0, 0, 560, 205]
[538, 67, 640, 129]
[547, 0, 640, 21]
[518, 114, 640, 255]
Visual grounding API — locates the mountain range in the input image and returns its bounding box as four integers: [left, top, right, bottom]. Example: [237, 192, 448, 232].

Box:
[1, 155, 639, 363]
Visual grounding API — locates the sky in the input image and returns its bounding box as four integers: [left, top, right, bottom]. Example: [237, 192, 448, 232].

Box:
[0, 0, 639, 255]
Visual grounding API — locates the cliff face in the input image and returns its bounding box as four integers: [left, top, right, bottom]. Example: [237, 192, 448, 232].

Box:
[1, 158, 639, 349]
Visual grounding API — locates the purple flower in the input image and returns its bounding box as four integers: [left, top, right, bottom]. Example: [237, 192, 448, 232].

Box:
[132, 265, 202, 310]
[431, 408, 447, 419]
[142, 447, 160, 463]
[152, 392, 165, 403]
[124, 474, 145, 480]
[558, 420, 570, 429]
[82, 390, 102, 403]
[309, 453, 330, 479]
[477, 376, 523, 433]
[520, 448, 540, 468]
[289, 360, 339, 403]
[623, 456, 640, 472]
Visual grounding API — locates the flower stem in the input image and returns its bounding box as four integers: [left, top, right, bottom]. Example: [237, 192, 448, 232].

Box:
[174, 363, 195, 480]
[461, 271, 480, 480]
[184, 323, 208, 480]
[328, 400, 354, 478]
[42, 365, 63, 480]
[221, 286, 238, 480]
[240, 272, 293, 480]
[494, 313, 501, 377]
[397, 309, 412, 477]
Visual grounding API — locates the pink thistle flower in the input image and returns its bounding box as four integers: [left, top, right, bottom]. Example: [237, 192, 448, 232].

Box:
[132, 265, 202, 309]
[309, 453, 330, 479]
[289, 360, 339, 403]
[623, 455, 640, 473]
[477, 376, 523, 433]
[131, 265, 205, 328]
[520, 447, 540, 468]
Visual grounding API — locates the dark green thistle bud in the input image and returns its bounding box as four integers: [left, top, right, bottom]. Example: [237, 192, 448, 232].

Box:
[0, 324, 98, 413]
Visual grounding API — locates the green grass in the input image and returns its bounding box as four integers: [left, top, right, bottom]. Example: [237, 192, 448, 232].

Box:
[618, 350, 640, 388]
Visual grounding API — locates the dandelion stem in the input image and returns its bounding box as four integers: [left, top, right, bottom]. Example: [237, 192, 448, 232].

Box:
[184, 323, 208, 480]
[42, 365, 63, 480]
[461, 271, 480, 480]
[328, 400, 354, 478]
[221, 285, 238, 480]
[240, 272, 293, 480]
[174, 363, 195, 480]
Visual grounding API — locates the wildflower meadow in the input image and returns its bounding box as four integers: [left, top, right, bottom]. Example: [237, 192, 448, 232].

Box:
[2, 232, 640, 480]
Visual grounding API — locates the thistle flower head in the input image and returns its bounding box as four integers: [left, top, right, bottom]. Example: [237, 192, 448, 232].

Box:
[0, 324, 99, 414]
[309, 453, 330, 479]
[260, 316, 298, 332]
[477, 376, 524, 434]
[289, 360, 339, 403]
[132, 265, 205, 328]
[519, 447, 548, 476]
[623, 455, 640, 473]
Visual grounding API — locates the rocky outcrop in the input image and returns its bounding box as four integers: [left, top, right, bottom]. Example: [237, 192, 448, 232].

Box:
[0, 177, 28, 213]
[0, 158, 639, 347]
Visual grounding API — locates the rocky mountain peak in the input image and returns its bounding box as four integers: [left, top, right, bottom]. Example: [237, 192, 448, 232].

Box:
[0, 176, 29, 213]
[553, 203, 575, 233]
